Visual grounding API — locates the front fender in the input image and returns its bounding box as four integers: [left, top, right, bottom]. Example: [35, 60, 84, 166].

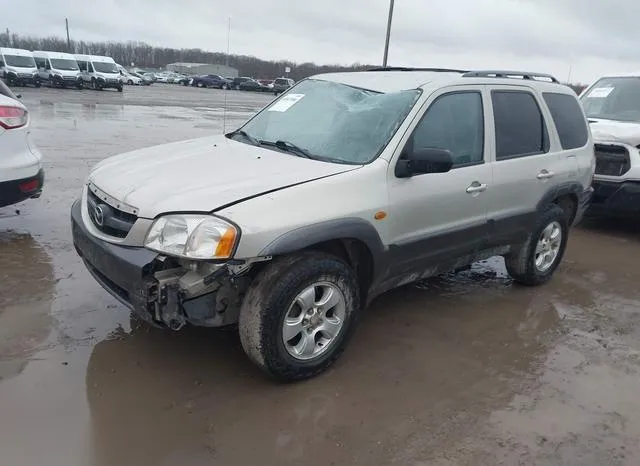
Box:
[258, 217, 388, 279]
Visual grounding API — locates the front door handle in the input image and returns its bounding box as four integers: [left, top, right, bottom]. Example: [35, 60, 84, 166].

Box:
[537, 170, 555, 180]
[466, 182, 488, 194]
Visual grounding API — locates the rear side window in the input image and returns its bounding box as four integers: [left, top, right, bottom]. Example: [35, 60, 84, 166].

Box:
[492, 91, 549, 160]
[543, 92, 589, 149]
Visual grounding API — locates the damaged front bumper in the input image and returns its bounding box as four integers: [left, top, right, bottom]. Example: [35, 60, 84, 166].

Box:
[71, 199, 247, 329]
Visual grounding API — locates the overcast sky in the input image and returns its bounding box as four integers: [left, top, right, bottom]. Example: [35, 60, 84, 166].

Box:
[3, 0, 640, 83]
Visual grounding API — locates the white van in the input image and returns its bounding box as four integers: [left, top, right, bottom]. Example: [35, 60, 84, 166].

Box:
[75, 54, 122, 92]
[0, 48, 40, 87]
[33, 51, 82, 89]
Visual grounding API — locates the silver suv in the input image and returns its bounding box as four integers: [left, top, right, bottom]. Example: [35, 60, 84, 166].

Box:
[580, 74, 640, 216]
[71, 68, 594, 381]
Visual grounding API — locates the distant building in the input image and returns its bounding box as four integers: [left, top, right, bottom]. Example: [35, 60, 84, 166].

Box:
[165, 62, 238, 77]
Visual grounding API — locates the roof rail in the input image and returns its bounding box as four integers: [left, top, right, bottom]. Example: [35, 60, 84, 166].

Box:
[366, 66, 467, 73]
[462, 70, 559, 83]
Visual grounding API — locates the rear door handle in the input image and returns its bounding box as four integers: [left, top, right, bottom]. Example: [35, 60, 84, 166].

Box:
[466, 182, 488, 194]
[537, 170, 555, 180]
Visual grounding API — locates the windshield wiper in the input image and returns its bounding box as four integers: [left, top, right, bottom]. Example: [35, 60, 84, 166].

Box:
[259, 139, 312, 159]
[227, 130, 260, 146]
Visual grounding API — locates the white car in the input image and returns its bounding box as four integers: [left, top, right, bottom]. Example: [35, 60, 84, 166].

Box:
[0, 81, 44, 208]
[122, 73, 143, 85]
[580, 74, 640, 217]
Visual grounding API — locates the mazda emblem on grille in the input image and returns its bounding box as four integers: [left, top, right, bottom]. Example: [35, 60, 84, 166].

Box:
[92, 204, 105, 226]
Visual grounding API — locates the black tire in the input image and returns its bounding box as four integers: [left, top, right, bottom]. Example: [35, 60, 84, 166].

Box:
[49, 77, 56, 88]
[196, 81, 204, 88]
[239, 252, 360, 382]
[505, 204, 569, 286]
[34, 80, 41, 88]
[127, 79, 133, 85]
[6, 74, 15, 86]
[117, 85, 123, 92]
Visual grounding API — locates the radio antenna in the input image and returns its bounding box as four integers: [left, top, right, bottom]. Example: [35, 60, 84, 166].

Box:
[222, 16, 231, 134]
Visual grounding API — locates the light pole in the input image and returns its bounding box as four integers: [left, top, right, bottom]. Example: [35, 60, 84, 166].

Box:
[382, 0, 395, 67]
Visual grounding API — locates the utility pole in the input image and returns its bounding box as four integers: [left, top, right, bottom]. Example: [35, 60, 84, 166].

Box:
[225, 17, 231, 67]
[382, 0, 395, 67]
[5, 28, 10, 47]
[65, 18, 71, 51]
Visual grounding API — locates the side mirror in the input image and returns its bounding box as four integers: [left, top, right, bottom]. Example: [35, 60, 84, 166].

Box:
[395, 148, 453, 178]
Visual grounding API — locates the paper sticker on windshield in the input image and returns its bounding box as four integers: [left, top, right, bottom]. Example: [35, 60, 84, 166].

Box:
[588, 87, 614, 98]
[268, 94, 305, 112]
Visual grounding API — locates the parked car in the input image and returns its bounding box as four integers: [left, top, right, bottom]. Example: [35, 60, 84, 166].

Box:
[258, 79, 274, 88]
[273, 77, 295, 95]
[580, 74, 640, 217]
[75, 54, 123, 92]
[130, 72, 153, 85]
[33, 51, 83, 89]
[190, 74, 231, 89]
[0, 47, 40, 87]
[116, 66, 143, 85]
[71, 68, 594, 382]
[0, 79, 44, 208]
[229, 76, 252, 90]
[176, 75, 191, 86]
[239, 78, 271, 92]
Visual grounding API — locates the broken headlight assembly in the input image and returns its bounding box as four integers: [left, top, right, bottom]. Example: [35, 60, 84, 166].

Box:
[144, 214, 238, 260]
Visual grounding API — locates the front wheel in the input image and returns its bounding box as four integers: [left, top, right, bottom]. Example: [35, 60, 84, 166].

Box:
[505, 204, 569, 286]
[117, 85, 123, 92]
[239, 252, 360, 382]
[34, 80, 41, 88]
[127, 79, 133, 85]
[196, 81, 204, 88]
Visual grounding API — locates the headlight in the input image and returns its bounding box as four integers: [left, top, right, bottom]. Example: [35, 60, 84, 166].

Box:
[144, 214, 238, 260]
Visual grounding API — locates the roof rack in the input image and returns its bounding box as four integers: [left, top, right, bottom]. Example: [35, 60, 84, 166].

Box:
[461, 70, 559, 83]
[366, 66, 467, 73]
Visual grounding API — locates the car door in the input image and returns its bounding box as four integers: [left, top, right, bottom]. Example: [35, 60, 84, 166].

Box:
[485, 86, 571, 246]
[387, 86, 492, 278]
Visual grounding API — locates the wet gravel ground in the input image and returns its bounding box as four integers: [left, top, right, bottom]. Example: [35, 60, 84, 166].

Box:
[1, 84, 640, 466]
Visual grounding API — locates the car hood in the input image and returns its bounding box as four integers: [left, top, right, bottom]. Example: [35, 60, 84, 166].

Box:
[88, 135, 359, 218]
[589, 118, 640, 147]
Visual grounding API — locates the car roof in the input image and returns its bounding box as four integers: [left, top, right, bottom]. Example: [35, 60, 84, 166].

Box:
[33, 50, 77, 60]
[0, 47, 33, 57]
[312, 69, 570, 94]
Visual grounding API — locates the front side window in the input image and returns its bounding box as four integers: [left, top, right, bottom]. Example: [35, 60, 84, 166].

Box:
[34, 57, 45, 68]
[45, 59, 51, 70]
[543, 92, 589, 150]
[92, 62, 118, 73]
[235, 79, 421, 164]
[492, 91, 549, 160]
[580, 77, 640, 122]
[410, 91, 484, 168]
[3, 54, 36, 68]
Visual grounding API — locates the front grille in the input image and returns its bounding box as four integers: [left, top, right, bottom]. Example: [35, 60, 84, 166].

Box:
[63, 76, 76, 80]
[18, 73, 32, 78]
[87, 189, 137, 238]
[595, 144, 631, 176]
[107, 79, 118, 83]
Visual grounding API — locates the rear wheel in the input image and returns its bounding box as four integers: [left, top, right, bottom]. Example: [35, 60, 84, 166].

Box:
[505, 205, 568, 286]
[239, 252, 360, 382]
[127, 79, 133, 85]
[196, 81, 204, 88]
[34, 80, 41, 88]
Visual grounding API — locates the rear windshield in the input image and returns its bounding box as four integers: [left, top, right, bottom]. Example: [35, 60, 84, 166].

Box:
[3, 54, 36, 68]
[581, 77, 640, 122]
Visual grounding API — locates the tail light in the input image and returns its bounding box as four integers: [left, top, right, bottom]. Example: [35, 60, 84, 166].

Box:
[0, 106, 28, 129]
